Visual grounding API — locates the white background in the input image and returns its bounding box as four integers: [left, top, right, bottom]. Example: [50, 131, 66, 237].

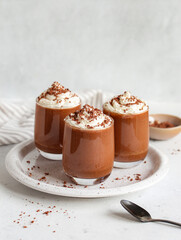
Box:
[0, 0, 181, 101]
[0, 3, 181, 239]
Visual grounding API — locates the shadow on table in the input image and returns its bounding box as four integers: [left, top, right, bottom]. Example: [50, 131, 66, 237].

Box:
[107, 210, 137, 222]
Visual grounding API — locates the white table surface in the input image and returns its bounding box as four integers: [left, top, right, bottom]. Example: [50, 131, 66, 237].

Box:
[0, 102, 181, 240]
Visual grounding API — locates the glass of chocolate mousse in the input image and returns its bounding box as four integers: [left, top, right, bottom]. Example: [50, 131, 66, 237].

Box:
[63, 104, 114, 185]
[103, 91, 149, 168]
[34, 82, 81, 160]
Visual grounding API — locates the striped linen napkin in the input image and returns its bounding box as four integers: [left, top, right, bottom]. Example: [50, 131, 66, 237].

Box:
[0, 90, 113, 145]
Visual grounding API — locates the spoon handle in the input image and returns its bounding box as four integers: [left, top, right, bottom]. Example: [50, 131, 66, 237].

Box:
[150, 218, 181, 227]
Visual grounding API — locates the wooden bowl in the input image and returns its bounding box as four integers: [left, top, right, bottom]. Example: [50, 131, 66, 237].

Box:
[149, 114, 181, 140]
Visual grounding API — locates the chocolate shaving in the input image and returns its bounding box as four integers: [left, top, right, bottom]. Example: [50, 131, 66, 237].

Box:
[38, 176, 46, 181]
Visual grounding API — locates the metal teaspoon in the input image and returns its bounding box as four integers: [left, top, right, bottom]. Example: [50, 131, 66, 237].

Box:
[121, 200, 181, 227]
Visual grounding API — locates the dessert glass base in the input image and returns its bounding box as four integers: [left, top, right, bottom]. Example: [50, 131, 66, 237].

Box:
[114, 160, 143, 169]
[39, 149, 62, 160]
[68, 174, 110, 186]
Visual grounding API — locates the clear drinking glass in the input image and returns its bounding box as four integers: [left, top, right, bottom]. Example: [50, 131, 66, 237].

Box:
[103, 105, 149, 168]
[34, 102, 81, 160]
[62, 119, 114, 185]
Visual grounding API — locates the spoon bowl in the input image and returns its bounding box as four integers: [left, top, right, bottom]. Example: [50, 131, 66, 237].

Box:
[121, 200, 152, 222]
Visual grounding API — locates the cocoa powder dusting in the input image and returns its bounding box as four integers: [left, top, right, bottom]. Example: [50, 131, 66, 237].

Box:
[150, 120, 175, 128]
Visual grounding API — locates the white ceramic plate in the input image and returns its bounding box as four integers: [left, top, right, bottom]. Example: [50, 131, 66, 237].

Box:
[5, 139, 169, 198]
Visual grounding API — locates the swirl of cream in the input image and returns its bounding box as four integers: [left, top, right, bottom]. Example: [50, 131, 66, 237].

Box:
[65, 104, 112, 129]
[37, 82, 81, 108]
[103, 91, 148, 114]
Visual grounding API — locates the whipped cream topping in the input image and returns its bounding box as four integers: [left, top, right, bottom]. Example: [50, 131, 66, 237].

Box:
[65, 104, 112, 129]
[104, 91, 148, 114]
[37, 82, 80, 108]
